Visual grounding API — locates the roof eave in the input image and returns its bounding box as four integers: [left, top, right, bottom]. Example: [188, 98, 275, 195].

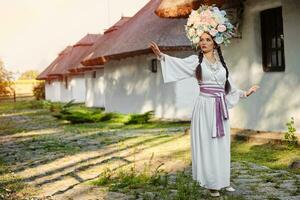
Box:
[82, 46, 193, 66]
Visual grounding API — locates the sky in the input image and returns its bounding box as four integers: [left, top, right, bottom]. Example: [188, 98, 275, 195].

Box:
[0, 0, 149, 76]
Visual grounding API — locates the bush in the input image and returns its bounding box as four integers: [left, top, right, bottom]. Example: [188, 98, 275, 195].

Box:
[33, 81, 45, 100]
[283, 117, 298, 149]
[50, 101, 154, 125]
[63, 111, 96, 124]
[125, 111, 154, 125]
[49, 102, 63, 113]
[29, 100, 51, 109]
[99, 113, 114, 122]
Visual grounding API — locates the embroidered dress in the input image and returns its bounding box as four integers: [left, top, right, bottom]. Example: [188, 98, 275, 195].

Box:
[159, 52, 246, 190]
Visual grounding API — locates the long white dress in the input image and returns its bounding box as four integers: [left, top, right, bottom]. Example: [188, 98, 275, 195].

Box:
[159, 52, 247, 190]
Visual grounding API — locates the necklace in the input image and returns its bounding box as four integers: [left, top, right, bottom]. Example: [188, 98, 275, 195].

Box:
[204, 54, 217, 65]
[203, 55, 219, 72]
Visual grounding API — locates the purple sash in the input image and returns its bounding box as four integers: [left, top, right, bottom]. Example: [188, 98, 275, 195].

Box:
[199, 83, 229, 138]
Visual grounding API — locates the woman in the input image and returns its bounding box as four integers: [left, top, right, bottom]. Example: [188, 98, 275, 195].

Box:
[149, 5, 259, 197]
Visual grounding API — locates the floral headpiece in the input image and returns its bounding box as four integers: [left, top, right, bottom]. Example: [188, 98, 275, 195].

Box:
[185, 5, 235, 49]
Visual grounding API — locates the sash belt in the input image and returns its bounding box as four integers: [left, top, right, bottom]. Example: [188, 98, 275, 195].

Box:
[199, 83, 229, 138]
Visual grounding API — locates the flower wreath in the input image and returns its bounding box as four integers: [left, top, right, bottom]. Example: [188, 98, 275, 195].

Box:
[185, 5, 235, 49]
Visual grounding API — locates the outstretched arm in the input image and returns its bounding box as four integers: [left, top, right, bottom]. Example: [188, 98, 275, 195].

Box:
[149, 41, 163, 60]
[245, 85, 260, 97]
[149, 41, 198, 83]
[226, 76, 259, 109]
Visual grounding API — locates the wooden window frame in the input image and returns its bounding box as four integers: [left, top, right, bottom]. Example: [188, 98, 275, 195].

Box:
[260, 7, 285, 72]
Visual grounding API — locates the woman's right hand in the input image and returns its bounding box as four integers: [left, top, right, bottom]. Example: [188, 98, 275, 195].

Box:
[149, 41, 162, 59]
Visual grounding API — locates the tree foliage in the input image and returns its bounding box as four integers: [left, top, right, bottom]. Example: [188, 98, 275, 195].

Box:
[18, 70, 39, 80]
[0, 59, 13, 96]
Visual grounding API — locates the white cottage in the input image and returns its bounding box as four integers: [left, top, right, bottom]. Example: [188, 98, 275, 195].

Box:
[37, 34, 100, 103]
[71, 17, 132, 108]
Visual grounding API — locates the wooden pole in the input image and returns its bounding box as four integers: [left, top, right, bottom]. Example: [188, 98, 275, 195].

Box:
[13, 90, 16, 102]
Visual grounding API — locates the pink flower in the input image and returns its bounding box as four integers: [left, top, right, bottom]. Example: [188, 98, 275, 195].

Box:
[209, 29, 218, 37]
[217, 24, 227, 32]
[201, 10, 212, 18]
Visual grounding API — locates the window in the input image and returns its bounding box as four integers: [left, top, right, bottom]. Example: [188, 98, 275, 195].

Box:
[92, 71, 97, 78]
[64, 76, 68, 89]
[260, 7, 285, 72]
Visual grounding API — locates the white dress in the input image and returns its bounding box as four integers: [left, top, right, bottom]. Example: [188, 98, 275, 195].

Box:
[159, 52, 247, 190]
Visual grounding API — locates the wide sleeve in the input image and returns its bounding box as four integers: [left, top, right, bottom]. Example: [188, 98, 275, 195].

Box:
[225, 75, 247, 109]
[158, 53, 198, 83]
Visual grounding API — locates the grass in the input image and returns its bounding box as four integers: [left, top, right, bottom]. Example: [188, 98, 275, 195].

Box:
[0, 158, 35, 200]
[231, 140, 300, 174]
[91, 156, 203, 199]
[91, 155, 246, 200]
[1, 100, 300, 199]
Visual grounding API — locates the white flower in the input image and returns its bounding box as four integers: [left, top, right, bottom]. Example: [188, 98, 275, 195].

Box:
[192, 36, 200, 44]
[197, 29, 204, 37]
[213, 7, 220, 13]
[187, 19, 193, 26]
[188, 28, 196, 37]
[203, 25, 209, 32]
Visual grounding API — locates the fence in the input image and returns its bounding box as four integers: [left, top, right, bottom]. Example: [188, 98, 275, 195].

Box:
[0, 80, 41, 102]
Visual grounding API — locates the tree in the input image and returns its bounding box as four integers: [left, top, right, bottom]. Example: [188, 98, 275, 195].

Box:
[0, 59, 13, 96]
[18, 70, 39, 80]
[33, 81, 45, 100]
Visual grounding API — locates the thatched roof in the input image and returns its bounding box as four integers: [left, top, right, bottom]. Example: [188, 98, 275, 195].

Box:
[37, 34, 101, 80]
[69, 16, 131, 72]
[155, 0, 201, 18]
[36, 46, 72, 80]
[47, 34, 101, 77]
[104, 17, 131, 34]
[155, 0, 243, 18]
[82, 0, 193, 66]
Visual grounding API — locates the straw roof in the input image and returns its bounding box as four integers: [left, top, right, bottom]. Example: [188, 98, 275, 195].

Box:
[155, 0, 242, 18]
[36, 46, 72, 80]
[155, 0, 201, 18]
[46, 34, 101, 77]
[82, 0, 193, 66]
[69, 17, 131, 72]
[104, 17, 131, 34]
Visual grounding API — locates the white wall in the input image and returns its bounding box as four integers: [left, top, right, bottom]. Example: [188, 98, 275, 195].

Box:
[103, 51, 198, 119]
[69, 75, 86, 103]
[45, 80, 62, 102]
[223, 0, 300, 132]
[85, 68, 105, 108]
[44, 79, 72, 103]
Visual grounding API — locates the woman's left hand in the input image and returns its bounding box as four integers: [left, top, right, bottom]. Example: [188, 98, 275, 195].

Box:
[245, 85, 260, 97]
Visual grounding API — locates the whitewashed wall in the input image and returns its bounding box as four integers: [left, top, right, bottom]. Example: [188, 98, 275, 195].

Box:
[44, 79, 72, 103]
[222, 0, 300, 132]
[45, 80, 62, 102]
[103, 51, 198, 119]
[45, 81, 58, 101]
[69, 75, 86, 103]
[58, 79, 72, 103]
[85, 68, 105, 108]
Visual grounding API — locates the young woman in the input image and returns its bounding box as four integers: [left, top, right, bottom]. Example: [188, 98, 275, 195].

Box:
[149, 6, 259, 197]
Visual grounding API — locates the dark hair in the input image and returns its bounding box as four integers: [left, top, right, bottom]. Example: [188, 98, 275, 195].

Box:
[195, 43, 231, 94]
